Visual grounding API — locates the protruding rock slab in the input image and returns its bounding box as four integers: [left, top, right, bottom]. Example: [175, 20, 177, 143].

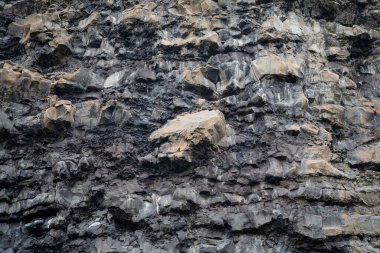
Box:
[53, 68, 103, 94]
[149, 110, 232, 162]
[42, 99, 75, 130]
[250, 55, 304, 81]
[175, 0, 220, 15]
[119, 3, 160, 25]
[259, 12, 309, 42]
[347, 143, 380, 166]
[160, 31, 221, 49]
[98, 100, 131, 126]
[182, 67, 217, 97]
[300, 159, 348, 178]
[0, 62, 51, 102]
[295, 214, 380, 239]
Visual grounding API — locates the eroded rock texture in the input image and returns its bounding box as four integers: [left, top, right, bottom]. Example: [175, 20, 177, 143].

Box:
[0, 0, 380, 252]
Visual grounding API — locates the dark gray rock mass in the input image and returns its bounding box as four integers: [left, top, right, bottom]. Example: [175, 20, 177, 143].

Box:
[0, 0, 380, 252]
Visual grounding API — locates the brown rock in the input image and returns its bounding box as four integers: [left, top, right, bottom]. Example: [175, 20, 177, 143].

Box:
[182, 67, 216, 97]
[347, 143, 380, 166]
[53, 68, 103, 94]
[300, 123, 319, 135]
[344, 107, 374, 125]
[160, 31, 221, 48]
[250, 54, 304, 81]
[314, 104, 345, 123]
[119, 3, 160, 25]
[42, 99, 75, 130]
[0, 63, 51, 102]
[175, 0, 220, 15]
[149, 110, 232, 162]
[300, 159, 348, 177]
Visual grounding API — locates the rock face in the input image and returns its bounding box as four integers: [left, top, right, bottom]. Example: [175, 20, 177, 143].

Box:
[0, 0, 380, 253]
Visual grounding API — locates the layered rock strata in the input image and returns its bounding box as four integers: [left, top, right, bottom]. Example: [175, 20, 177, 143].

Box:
[0, 0, 380, 252]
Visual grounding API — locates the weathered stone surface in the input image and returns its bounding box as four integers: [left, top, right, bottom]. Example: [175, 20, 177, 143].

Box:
[150, 110, 232, 162]
[347, 143, 380, 166]
[103, 71, 125, 88]
[300, 159, 348, 177]
[119, 3, 160, 25]
[259, 12, 309, 42]
[41, 99, 75, 130]
[74, 100, 101, 128]
[250, 54, 304, 81]
[182, 67, 216, 97]
[98, 100, 131, 126]
[0, 62, 51, 101]
[1, 0, 380, 252]
[175, 0, 221, 15]
[160, 31, 221, 49]
[53, 68, 103, 94]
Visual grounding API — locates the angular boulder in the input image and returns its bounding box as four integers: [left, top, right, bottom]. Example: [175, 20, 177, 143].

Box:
[149, 110, 232, 162]
[42, 99, 75, 130]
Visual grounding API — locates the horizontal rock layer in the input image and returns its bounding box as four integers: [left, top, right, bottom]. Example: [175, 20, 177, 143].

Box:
[0, 0, 379, 253]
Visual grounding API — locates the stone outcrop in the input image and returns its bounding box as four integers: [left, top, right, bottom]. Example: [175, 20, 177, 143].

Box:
[53, 68, 103, 94]
[160, 31, 222, 50]
[0, 0, 379, 252]
[0, 62, 51, 101]
[41, 98, 75, 130]
[347, 142, 380, 167]
[250, 54, 304, 81]
[149, 110, 232, 162]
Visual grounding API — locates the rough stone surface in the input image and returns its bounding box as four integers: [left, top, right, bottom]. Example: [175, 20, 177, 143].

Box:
[0, 0, 380, 252]
[149, 110, 232, 162]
